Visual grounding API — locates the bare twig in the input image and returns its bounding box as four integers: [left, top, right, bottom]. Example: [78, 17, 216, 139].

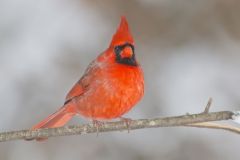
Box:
[184, 122, 240, 134]
[0, 110, 235, 142]
[183, 98, 240, 134]
[203, 97, 213, 114]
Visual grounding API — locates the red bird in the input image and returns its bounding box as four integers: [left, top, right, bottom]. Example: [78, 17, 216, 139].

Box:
[31, 16, 144, 137]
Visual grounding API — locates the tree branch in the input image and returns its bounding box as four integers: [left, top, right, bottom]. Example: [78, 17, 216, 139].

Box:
[0, 110, 237, 142]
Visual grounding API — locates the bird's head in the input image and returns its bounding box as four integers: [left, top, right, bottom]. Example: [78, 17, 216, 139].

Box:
[106, 16, 137, 66]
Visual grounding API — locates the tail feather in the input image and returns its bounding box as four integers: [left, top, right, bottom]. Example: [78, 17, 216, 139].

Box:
[30, 103, 77, 141]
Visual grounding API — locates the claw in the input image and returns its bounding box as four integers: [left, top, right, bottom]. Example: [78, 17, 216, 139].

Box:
[120, 117, 132, 133]
[92, 120, 104, 136]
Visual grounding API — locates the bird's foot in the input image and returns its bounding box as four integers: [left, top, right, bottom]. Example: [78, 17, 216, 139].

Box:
[120, 117, 132, 133]
[92, 120, 104, 136]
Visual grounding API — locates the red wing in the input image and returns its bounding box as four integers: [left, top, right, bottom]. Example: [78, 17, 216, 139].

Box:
[65, 60, 100, 103]
[65, 82, 85, 103]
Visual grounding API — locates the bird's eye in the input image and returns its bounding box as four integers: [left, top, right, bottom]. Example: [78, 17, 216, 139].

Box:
[114, 46, 122, 55]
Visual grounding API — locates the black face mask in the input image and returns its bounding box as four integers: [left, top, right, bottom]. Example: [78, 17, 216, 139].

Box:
[114, 43, 137, 66]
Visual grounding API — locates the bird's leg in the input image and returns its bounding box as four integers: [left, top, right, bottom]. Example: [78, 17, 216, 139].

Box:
[92, 120, 104, 136]
[120, 117, 132, 133]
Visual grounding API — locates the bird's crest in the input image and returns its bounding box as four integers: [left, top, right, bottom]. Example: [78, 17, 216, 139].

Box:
[110, 16, 134, 47]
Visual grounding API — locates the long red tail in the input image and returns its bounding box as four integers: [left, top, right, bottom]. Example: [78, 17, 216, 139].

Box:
[30, 103, 77, 141]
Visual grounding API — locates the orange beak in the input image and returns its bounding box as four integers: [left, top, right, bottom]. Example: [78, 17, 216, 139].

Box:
[121, 46, 133, 58]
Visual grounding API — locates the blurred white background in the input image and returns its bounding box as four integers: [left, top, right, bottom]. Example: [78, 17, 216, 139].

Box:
[1, 0, 240, 159]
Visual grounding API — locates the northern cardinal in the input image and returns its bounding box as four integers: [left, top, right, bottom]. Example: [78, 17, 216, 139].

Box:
[31, 16, 144, 140]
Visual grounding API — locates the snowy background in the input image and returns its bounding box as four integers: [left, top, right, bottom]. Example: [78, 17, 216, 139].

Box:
[0, 0, 240, 159]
